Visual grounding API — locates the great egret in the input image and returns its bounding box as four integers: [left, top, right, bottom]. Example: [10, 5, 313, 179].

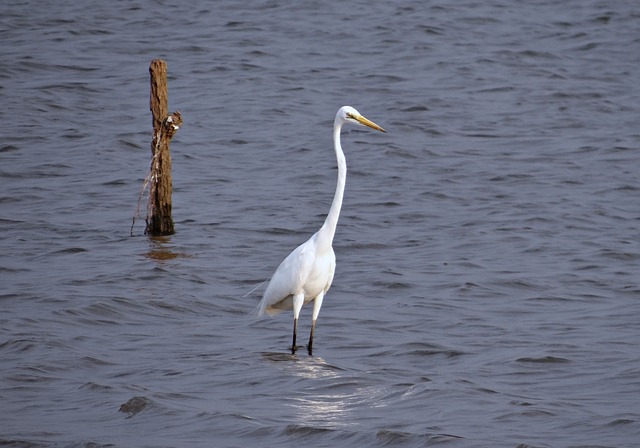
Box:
[258, 106, 386, 355]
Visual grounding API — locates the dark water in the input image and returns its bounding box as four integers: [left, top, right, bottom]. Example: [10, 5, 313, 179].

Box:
[2, 0, 639, 447]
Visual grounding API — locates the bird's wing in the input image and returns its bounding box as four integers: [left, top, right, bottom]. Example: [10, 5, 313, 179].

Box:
[324, 253, 336, 293]
[259, 236, 316, 315]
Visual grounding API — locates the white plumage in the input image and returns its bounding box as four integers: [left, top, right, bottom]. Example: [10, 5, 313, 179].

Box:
[257, 106, 385, 354]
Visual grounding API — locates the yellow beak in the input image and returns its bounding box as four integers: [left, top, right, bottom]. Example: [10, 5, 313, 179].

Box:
[354, 114, 386, 133]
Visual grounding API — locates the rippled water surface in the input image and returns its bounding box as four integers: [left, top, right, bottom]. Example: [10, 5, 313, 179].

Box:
[1, 1, 639, 447]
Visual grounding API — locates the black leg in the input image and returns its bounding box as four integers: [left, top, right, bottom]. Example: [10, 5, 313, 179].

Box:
[291, 317, 298, 354]
[307, 320, 316, 356]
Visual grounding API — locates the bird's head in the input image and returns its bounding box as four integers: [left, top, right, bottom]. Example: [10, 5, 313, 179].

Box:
[337, 106, 386, 133]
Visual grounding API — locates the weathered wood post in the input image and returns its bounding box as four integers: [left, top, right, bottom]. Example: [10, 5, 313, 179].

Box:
[145, 59, 182, 236]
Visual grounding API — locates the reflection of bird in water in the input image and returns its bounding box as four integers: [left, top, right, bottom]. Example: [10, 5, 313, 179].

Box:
[261, 352, 341, 379]
[258, 106, 386, 355]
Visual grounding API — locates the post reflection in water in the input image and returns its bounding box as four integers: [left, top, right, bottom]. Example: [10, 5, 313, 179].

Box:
[144, 236, 188, 262]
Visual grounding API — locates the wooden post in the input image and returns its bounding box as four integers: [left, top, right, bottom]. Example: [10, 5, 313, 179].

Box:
[145, 59, 182, 236]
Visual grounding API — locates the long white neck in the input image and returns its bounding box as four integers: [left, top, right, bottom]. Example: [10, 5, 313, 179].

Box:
[317, 119, 346, 249]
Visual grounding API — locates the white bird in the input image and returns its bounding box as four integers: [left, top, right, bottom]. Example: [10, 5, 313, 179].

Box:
[258, 106, 386, 355]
